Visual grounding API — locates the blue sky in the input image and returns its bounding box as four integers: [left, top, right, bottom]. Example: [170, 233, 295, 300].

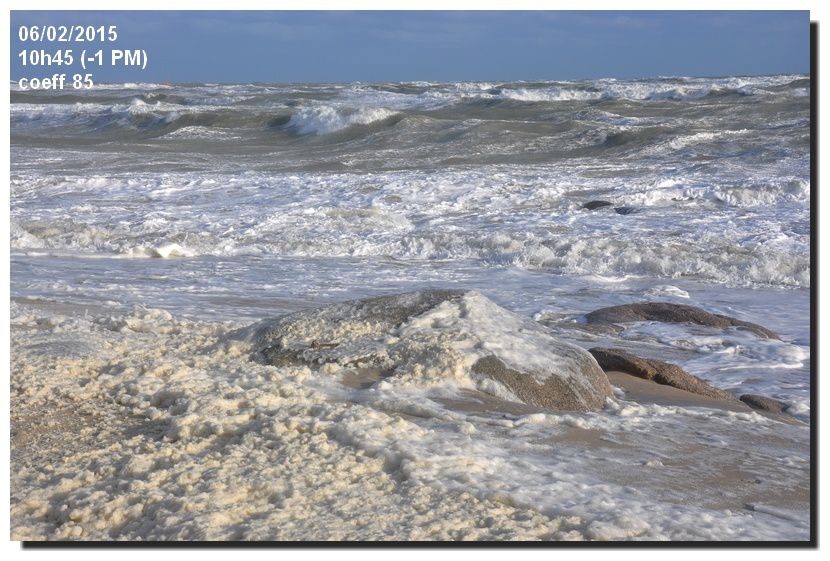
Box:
[11, 11, 809, 83]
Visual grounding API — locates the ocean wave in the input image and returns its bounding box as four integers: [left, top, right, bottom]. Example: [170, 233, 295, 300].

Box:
[13, 222, 807, 288]
[462, 75, 807, 104]
[494, 84, 715, 102]
[286, 105, 401, 135]
[10, 162, 810, 289]
[499, 87, 604, 102]
[10, 74, 809, 157]
[11, 98, 294, 139]
[625, 178, 810, 208]
[10, 97, 409, 139]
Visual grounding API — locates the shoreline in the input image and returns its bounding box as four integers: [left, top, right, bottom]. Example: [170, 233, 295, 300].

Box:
[10, 296, 811, 541]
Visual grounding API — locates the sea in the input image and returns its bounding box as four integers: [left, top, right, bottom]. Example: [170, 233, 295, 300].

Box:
[10, 75, 812, 540]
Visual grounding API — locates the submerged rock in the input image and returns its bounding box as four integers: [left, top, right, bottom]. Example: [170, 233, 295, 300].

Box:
[740, 394, 789, 414]
[585, 302, 778, 339]
[588, 347, 737, 402]
[582, 200, 614, 210]
[252, 289, 613, 411]
[613, 206, 639, 215]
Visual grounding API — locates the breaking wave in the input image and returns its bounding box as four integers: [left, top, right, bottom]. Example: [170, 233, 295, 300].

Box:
[285, 105, 402, 135]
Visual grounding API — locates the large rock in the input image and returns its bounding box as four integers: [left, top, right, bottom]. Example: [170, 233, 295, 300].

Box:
[585, 302, 778, 339]
[588, 347, 737, 402]
[251, 289, 613, 411]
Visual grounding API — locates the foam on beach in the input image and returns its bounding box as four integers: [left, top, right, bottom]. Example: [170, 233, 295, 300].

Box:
[10, 301, 810, 540]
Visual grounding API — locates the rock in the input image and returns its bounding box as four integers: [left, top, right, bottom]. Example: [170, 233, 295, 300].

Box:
[252, 289, 613, 411]
[588, 347, 737, 401]
[614, 206, 638, 215]
[740, 394, 788, 414]
[582, 200, 613, 210]
[585, 302, 778, 339]
[470, 355, 608, 412]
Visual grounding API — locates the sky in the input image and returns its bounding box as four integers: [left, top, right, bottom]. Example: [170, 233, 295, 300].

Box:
[10, 11, 810, 83]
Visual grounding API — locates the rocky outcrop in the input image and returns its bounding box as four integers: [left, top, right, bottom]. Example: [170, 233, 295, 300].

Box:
[585, 302, 778, 339]
[740, 394, 789, 414]
[252, 289, 613, 412]
[588, 347, 737, 401]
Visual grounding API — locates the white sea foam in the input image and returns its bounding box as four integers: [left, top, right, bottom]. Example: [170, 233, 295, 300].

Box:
[10, 302, 811, 540]
[9, 167, 811, 288]
[161, 126, 241, 140]
[459, 75, 807, 103]
[125, 243, 195, 259]
[644, 285, 690, 299]
[287, 105, 399, 135]
[624, 178, 809, 208]
[500, 88, 605, 102]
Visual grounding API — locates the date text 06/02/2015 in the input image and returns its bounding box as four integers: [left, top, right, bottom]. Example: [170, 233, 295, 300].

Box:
[15, 24, 150, 90]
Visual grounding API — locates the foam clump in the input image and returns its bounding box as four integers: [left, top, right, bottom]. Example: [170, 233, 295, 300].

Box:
[126, 243, 194, 259]
[251, 289, 612, 411]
